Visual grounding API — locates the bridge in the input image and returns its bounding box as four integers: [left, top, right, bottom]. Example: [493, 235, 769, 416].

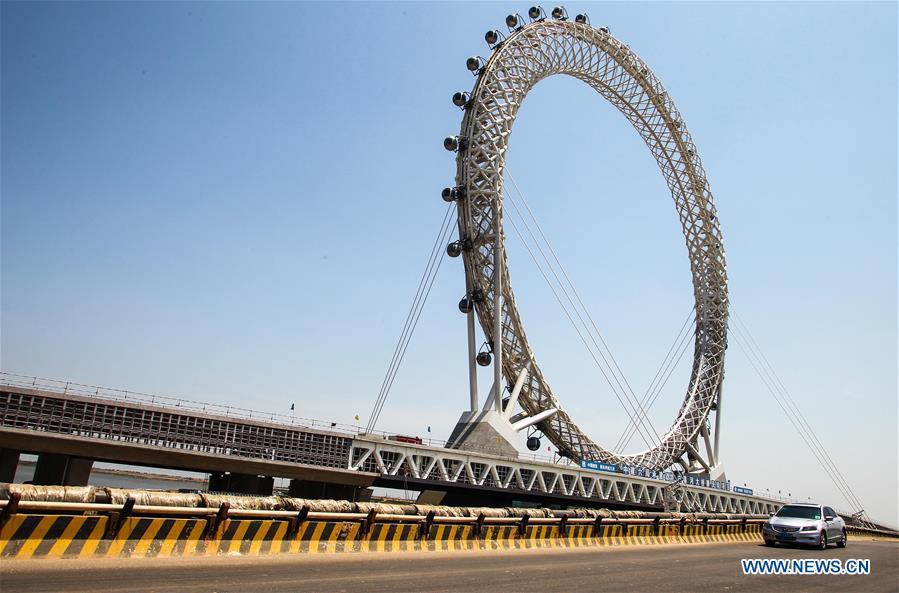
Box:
[0, 374, 781, 514]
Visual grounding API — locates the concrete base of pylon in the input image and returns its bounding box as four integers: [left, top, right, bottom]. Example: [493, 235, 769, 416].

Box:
[446, 410, 520, 458]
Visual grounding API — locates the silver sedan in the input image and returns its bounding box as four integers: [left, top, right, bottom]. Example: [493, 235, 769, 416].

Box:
[762, 503, 847, 549]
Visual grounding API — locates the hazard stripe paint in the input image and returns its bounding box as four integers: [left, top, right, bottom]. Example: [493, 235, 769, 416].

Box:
[261, 521, 285, 555]
[46, 517, 90, 558]
[133, 519, 166, 557]
[3, 516, 43, 557]
[156, 520, 186, 557]
[60, 516, 102, 557]
[1, 513, 838, 560]
[105, 518, 138, 557]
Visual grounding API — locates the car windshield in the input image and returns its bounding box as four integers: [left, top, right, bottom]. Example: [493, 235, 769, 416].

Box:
[775, 505, 821, 520]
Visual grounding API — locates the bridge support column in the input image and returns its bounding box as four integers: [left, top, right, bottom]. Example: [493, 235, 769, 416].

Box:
[0, 448, 21, 483]
[208, 472, 274, 496]
[32, 453, 93, 486]
[439, 489, 517, 508]
[446, 410, 520, 457]
[288, 479, 372, 502]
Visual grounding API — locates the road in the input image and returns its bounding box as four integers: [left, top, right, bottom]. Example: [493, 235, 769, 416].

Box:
[1, 540, 896, 592]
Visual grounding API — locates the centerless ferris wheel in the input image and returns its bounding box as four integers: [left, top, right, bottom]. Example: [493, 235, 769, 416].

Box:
[441, 7, 729, 478]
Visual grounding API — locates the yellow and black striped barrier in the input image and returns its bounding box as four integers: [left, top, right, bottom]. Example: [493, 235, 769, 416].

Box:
[1, 513, 773, 560]
[0, 515, 364, 559]
[3, 491, 893, 561]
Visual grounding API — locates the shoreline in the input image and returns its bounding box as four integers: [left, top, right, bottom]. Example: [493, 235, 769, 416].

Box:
[15, 460, 207, 484]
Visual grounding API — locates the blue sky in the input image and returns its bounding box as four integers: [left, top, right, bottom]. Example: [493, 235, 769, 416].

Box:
[2, 2, 896, 525]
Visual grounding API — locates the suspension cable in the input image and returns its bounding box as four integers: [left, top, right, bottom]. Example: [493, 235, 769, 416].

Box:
[366, 204, 455, 433]
[732, 311, 868, 511]
[614, 307, 695, 452]
[729, 328, 865, 520]
[635, 308, 695, 422]
[368, 208, 455, 432]
[505, 173, 662, 444]
[505, 172, 663, 446]
[615, 308, 694, 452]
[617, 313, 694, 452]
[503, 194, 660, 450]
[732, 315, 872, 524]
[729, 307, 873, 526]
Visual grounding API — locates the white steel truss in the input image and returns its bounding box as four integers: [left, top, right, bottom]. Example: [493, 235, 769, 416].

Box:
[349, 437, 778, 515]
[449, 14, 728, 472]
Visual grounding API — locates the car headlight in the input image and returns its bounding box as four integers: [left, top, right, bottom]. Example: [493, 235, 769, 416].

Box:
[801, 525, 817, 531]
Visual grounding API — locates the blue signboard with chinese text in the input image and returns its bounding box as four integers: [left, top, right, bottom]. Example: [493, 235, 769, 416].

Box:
[580, 460, 618, 473]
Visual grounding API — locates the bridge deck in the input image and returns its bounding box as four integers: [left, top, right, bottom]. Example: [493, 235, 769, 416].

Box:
[0, 380, 782, 513]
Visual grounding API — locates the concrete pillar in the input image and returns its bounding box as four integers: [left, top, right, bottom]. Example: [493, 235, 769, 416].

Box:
[415, 490, 447, 505]
[32, 454, 93, 486]
[207, 472, 274, 496]
[439, 489, 514, 507]
[65, 458, 93, 486]
[208, 472, 229, 492]
[0, 448, 21, 483]
[231, 474, 273, 496]
[33, 454, 68, 485]
[288, 479, 372, 502]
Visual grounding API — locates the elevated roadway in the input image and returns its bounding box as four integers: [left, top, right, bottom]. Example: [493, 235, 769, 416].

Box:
[1, 377, 782, 513]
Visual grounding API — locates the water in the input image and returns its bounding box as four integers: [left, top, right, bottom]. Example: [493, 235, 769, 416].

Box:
[13, 463, 207, 492]
[10, 462, 411, 499]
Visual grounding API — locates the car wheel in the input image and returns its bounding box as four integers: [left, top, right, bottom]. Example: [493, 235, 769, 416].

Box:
[837, 529, 847, 548]
[764, 540, 776, 547]
[818, 531, 827, 550]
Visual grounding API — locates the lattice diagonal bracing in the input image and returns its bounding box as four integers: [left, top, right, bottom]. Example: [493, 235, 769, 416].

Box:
[452, 18, 728, 471]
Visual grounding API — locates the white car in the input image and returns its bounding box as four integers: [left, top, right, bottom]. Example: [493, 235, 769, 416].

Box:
[762, 503, 847, 549]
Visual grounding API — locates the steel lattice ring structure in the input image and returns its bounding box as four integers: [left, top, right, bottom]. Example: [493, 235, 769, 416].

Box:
[453, 18, 728, 470]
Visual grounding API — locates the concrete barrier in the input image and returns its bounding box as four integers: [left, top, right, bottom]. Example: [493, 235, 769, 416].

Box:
[5, 513, 894, 560]
[1, 512, 769, 559]
[1, 489, 895, 560]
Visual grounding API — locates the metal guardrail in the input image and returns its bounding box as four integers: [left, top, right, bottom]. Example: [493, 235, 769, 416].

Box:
[1, 385, 354, 470]
[1, 372, 364, 435]
[0, 494, 769, 530]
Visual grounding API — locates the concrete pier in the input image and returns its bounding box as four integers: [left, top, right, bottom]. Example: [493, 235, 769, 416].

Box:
[208, 472, 275, 495]
[0, 448, 20, 483]
[289, 479, 372, 502]
[32, 453, 93, 486]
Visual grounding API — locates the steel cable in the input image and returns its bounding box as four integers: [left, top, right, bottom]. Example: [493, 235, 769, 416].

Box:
[615, 308, 695, 452]
[504, 172, 664, 447]
[729, 308, 873, 527]
[503, 193, 659, 450]
[366, 205, 455, 433]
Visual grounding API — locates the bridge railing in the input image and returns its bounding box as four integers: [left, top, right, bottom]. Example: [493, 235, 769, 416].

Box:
[0, 372, 361, 434]
[0, 495, 773, 526]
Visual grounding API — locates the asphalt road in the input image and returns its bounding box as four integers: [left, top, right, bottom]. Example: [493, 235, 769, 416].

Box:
[2, 540, 896, 593]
